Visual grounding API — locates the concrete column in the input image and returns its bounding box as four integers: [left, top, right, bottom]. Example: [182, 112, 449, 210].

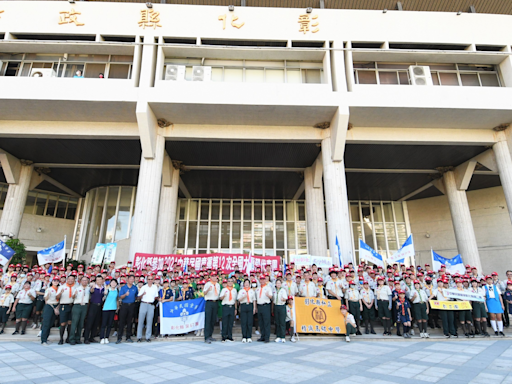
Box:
[155, 162, 180, 254]
[321, 137, 353, 265]
[0, 164, 33, 238]
[304, 166, 328, 257]
[129, 134, 165, 260]
[494, 132, 512, 225]
[442, 170, 482, 271]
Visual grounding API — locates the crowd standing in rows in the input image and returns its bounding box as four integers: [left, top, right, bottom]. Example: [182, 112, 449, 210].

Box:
[0, 260, 511, 345]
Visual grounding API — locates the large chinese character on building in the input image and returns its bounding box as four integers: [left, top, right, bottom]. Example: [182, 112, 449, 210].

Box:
[298, 14, 319, 34]
[218, 13, 245, 29]
[138, 9, 162, 29]
[59, 9, 84, 26]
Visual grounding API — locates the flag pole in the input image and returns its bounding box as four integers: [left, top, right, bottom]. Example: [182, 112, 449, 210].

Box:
[63, 235, 67, 267]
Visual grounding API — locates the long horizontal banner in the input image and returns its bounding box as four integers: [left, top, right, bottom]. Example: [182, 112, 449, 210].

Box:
[444, 289, 485, 302]
[134, 253, 281, 273]
[289, 255, 332, 269]
[159, 298, 205, 335]
[295, 297, 346, 334]
[429, 300, 472, 310]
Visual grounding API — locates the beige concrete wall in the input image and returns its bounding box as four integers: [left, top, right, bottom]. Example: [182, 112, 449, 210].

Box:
[0, 210, 75, 251]
[407, 186, 512, 276]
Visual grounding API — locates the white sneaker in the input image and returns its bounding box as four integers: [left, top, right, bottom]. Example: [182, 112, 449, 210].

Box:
[255, 330, 261, 335]
[41, 342, 48, 345]
[282, 339, 286, 343]
[37, 330, 42, 337]
[113, 331, 118, 337]
[346, 335, 350, 342]
[105, 339, 109, 344]
[410, 329, 415, 336]
[247, 338, 252, 343]
[291, 336, 296, 343]
[275, 338, 282, 343]
[100, 339, 105, 344]
[31, 323, 37, 329]
[425, 333, 430, 338]
[242, 338, 246, 343]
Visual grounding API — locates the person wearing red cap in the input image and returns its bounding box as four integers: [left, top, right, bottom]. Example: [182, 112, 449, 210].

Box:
[469, 278, 489, 337]
[219, 277, 237, 343]
[360, 281, 376, 334]
[12, 281, 36, 335]
[238, 279, 256, 343]
[256, 274, 273, 343]
[274, 278, 288, 343]
[433, 279, 457, 338]
[203, 273, 220, 344]
[345, 281, 362, 335]
[340, 305, 356, 342]
[410, 280, 429, 338]
[484, 275, 505, 336]
[0, 285, 15, 334]
[396, 290, 412, 338]
[56, 275, 77, 344]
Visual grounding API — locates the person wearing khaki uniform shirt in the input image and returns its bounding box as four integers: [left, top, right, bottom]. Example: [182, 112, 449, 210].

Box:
[273, 279, 288, 343]
[220, 278, 237, 342]
[69, 276, 90, 345]
[256, 275, 273, 343]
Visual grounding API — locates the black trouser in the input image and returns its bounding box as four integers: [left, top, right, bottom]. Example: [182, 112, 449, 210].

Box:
[274, 304, 286, 339]
[221, 305, 235, 340]
[440, 310, 456, 336]
[117, 302, 135, 341]
[240, 303, 253, 339]
[84, 303, 102, 341]
[257, 303, 271, 341]
[503, 294, 510, 327]
[100, 310, 116, 339]
[204, 300, 217, 340]
[41, 304, 56, 343]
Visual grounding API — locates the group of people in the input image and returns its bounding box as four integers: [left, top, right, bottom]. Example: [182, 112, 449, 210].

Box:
[0, 260, 511, 345]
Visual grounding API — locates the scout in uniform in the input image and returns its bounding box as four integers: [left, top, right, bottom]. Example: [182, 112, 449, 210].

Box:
[256, 274, 273, 343]
[484, 275, 506, 336]
[375, 276, 392, 335]
[301, 275, 317, 298]
[410, 280, 429, 338]
[12, 281, 36, 335]
[56, 275, 77, 344]
[360, 281, 376, 334]
[341, 305, 356, 342]
[203, 272, 220, 344]
[238, 279, 256, 343]
[345, 281, 362, 335]
[326, 269, 343, 301]
[469, 278, 489, 337]
[33, 274, 49, 329]
[0, 285, 14, 334]
[220, 277, 237, 342]
[273, 278, 288, 343]
[84, 275, 105, 344]
[396, 290, 412, 338]
[69, 276, 90, 345]
[434, 279, 457, 338]
[285, 296, 296, 342]
[41, 277, 60, 345]
[453, 279, 472, 337]
[317, 278, 326, 299]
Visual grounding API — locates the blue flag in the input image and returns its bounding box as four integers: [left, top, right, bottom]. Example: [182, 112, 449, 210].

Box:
[431, 250, 465, 274]
[359, 239, 384, 268]
[160, 298, 205, 335]
[0, 239, 15, 266]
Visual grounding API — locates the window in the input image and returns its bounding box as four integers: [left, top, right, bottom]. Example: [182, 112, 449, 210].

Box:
[163, 58, 323, 84]
[354, 62, 500, 87]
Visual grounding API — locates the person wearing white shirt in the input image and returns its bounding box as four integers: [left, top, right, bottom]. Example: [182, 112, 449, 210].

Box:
[326, 270, 344, 301]
[136, 276, 159, 342]
[283, 272, 298, 297]
[238, 279, 256, 343]
[220, 277, 237, 342]
[375, 277, 393, 335]
[0, 285, 15, 334]
[41, 278, 60, 345]
[203, 273, 221, 344]
[69, 276, 91, 345]
[469, 278, 489, 337]
[273, 279, 288, 343]
[301, 278, 317, 298]
[360, 281, 376, 334]
[410, 280, 430, 338]
[56, 275, 77, 345]
[12, 281, 36, 335]
[256, 275, 273, 343]
[345, 281, 362, 335]
[433, 279, 456, 338]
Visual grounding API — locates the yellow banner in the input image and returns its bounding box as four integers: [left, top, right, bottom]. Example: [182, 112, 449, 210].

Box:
[429, 300, 472, 310]
[295, 297, 347, 334]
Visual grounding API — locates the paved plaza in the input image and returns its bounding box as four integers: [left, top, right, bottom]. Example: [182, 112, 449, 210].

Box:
[0, 339, 512, 384]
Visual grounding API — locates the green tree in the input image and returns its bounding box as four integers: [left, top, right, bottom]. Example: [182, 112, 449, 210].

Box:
[5, 238, 26, 265]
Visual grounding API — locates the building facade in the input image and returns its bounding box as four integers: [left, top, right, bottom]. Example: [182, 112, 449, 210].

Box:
[0, 0, 511, 273]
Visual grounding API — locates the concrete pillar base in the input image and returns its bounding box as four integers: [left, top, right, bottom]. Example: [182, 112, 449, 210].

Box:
[304, 166, 328, 257]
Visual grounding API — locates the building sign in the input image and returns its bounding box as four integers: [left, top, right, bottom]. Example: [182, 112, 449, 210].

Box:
[218, 13, 245, 29]
[58, 9, 84, 26]
[138, 9, 162, 29]
[298, 14, 319, 34]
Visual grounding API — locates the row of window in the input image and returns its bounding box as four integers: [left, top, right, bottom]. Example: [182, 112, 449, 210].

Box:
[354, 62, 501, 87]
[0, 184, 78, 220]
[0, 53, 134, 79]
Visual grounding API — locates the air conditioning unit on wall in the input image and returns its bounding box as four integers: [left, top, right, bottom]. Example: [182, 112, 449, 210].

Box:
[165, 65, 186, 81]
[30, 68, 56, 78]
[408, 66, 433, 86]
[192, 66, 212, 82]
